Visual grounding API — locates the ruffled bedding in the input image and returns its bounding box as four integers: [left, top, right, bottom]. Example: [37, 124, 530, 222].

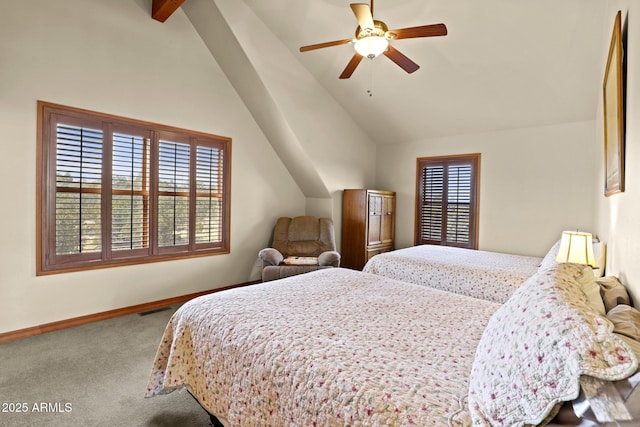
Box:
[363, 245, 542, 303]
[146, 268, 499, 426]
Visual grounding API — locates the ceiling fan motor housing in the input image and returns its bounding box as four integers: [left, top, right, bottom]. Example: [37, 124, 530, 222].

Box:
[355, 20, 389, 40]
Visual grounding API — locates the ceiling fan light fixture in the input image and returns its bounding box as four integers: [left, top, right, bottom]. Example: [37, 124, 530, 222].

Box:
[298, 2, 448, 79]
[354, 36, 388, 58]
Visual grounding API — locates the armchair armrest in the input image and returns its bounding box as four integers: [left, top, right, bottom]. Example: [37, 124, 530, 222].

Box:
[259, 248, 284, 267]
[318, 251, 341, 267]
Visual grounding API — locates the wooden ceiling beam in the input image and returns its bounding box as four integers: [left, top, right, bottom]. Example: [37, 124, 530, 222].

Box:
[152, 0, 186, 23]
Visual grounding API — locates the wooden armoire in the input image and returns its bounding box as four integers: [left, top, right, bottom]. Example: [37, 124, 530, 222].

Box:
[341, 189, 395, 270]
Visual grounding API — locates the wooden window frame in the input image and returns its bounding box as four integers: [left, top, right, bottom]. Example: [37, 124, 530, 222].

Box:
[415, 153, 480, 249]
[37, 101, 232, 275]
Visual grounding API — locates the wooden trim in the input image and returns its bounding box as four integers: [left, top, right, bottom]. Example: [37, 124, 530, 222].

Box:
[152, 0, 186, 23]
[36, 101, 232, 275]
[414, 153, 480, 249]
[0, 280, 259, 344]
[474, 155, 481, 248]
[36, 248, 231, 276]
[38, 101, 231, 141]
[36, 102, 45, 281]
[413, 158, 421, 247]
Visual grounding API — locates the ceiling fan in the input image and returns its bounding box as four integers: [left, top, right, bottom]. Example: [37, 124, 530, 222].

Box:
[299, 1, 447, 79]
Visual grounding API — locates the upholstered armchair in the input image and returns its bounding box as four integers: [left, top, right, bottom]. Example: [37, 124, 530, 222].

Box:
[259, 216, 341, 281]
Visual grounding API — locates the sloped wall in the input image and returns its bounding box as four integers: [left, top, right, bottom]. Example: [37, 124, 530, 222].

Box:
[0, 0, 304, 333]
[183, 0, 377, 231]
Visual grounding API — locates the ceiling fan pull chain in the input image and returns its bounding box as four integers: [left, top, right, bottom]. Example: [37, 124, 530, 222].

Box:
[367, 60, 374, 97]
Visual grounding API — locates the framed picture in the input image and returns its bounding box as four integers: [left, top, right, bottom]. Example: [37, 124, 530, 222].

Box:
[603, 11, 625, 196]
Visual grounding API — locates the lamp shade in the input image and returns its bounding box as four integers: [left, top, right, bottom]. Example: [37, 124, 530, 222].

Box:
[555, 231, 598, 268]
[354, 36, 388, 58]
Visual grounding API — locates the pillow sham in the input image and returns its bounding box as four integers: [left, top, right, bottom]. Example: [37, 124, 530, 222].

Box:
[598, 276, 632, 313]
[468, 263, 638, 427]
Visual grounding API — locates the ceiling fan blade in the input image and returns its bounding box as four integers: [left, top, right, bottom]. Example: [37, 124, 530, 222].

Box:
[388, 23, 447, 40]
[300, 38, 353, 52]
[339, 53, 364, 79]
[350, 3, 374, 30]
[383, 45, 419, 74]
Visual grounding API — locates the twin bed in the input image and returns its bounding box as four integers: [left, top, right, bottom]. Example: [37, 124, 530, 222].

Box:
[362, 244, 542, 303]
[147, 268, 498, 425]
[146, 243, 640, 426]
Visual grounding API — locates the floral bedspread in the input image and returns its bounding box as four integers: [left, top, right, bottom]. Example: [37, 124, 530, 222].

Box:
[468, 262, 638, 426]
[363, 245, 542, 304]
[146, 268, 499, 426]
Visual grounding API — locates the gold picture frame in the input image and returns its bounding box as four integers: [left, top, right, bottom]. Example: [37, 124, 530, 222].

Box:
[603, 11, 625, 196]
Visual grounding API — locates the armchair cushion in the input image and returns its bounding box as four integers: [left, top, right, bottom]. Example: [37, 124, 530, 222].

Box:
[272, 217, 336, 258]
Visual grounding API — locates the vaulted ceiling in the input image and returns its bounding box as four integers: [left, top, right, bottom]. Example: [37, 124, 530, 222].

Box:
[155, 0, 606, 146]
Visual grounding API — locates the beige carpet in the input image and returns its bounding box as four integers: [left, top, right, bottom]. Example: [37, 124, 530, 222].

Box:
[0, 305, 212, 427]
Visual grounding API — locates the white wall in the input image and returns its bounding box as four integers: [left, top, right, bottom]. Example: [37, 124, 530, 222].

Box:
[0, 0, 305, 333]
[595, 4, 640, 303]
[377, 121, 598, 257]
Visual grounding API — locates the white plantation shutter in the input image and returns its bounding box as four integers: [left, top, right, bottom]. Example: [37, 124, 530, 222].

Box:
[416, 155, 479, 249]
[39, 102, 231, 274]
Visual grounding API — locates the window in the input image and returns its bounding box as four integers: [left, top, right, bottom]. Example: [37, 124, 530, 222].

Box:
[415, 154, 480, 249]
[37, 101, 231, 274]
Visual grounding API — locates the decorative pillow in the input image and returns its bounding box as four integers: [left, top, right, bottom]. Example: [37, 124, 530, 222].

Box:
[578, 267, 606, 317]
[538, 239, 561, 270]
[468, 263, 638, 427]
[598, 276, 632, 313]
[608, 305, 640, 342]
